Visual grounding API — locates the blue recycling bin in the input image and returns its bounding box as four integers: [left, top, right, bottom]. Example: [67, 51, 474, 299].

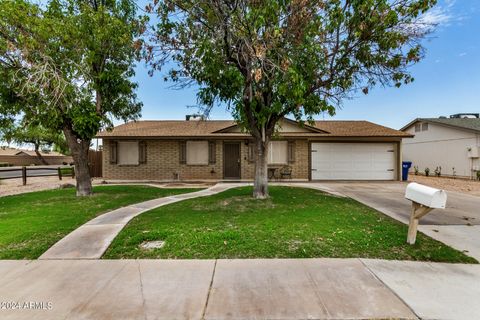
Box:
[402, 161, 412, 181]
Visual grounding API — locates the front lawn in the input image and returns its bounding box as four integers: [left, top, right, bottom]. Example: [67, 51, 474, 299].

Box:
[0, 185, 202, 259]
[105, 186, 476, 263]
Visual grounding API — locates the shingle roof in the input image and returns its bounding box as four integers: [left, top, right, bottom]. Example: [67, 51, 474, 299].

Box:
[0, 147, 21, 156]
[313, 120, 410, 137]
[0, 147, 65, 156]
[410, 118, 480, 133]
[96, 119, 411, 138]
[97, 120, 236, 138]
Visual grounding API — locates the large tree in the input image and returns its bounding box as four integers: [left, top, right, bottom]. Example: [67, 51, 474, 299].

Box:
[3, 121, 68, 164]
[145, 0, 436, 198]
[0, 0, 142, 195]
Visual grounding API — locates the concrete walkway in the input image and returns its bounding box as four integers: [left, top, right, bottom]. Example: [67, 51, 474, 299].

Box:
[0, 258, 479, 320]
[40, 183, 245, 260]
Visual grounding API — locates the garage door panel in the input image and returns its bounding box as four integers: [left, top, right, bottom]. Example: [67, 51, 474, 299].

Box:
[311, 143, 396, 180]
[332, 161, 352, 170]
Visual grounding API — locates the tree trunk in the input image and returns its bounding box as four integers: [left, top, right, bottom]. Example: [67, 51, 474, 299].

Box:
[63, 127, 92, 196]
[253, 138, 269, 199]
[34, 143, 49, 165]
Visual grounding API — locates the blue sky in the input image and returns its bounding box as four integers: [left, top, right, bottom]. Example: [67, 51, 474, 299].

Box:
[132, 0, 480, 130]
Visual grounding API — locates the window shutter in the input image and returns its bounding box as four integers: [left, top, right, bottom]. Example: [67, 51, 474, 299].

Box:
[288, 141, 295, 163]
[248, 143, 255, 162]
[179, 141, 186, 164]
[208, 141, 216, 164]
[109, 141, 117, 164]
[139, 141, 147, 164]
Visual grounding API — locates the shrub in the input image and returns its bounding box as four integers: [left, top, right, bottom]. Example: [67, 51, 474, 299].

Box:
[413, 166, 419, 175]
[425, 167, 430, 176]
[434, 166, 442, 177]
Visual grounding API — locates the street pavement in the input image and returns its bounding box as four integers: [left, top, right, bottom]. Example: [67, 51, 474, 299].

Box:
[0, 165, 71, 179]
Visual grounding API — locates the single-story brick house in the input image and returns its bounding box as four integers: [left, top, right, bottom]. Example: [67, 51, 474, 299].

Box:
[96, 118, 412, 181]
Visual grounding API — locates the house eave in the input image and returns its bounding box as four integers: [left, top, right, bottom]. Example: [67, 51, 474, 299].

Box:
[96, 134, 412, 140]
[401, 118, 480, 135]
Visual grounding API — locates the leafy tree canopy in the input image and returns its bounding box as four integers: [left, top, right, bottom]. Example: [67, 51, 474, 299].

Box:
[0, 0, 143, 137]
[144, 0, 436, 198]
[0, 0, 143, 195]
[146, 0, 436, 139]
[3, 120, 69, 153]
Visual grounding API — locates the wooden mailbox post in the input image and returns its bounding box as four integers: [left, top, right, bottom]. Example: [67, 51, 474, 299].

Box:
[405, 183, 447, 244]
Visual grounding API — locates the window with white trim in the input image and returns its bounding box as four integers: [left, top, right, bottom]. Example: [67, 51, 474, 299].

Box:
[186, 141, 209, 165]
[268, 141, 288, 165]
[117, 141, 139, 165]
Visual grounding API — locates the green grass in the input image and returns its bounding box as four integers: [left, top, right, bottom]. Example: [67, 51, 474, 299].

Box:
[60, 167, 74, 176]
[104, 186, 476, 263]
[0, 185, 202, 259]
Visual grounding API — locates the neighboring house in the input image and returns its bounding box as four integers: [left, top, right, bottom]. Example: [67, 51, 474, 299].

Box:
[401, 114, 480, 178]
[0, 147, 72, 166]
[96, 118, 412, 181]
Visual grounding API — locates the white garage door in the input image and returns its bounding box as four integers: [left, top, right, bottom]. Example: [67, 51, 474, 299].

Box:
[311, 143, 396, 180]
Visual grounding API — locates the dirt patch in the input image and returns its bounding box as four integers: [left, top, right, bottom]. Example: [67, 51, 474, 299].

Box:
[0, 176, 75, 197]
[192, 195, 276, 213]
[408, 174, 480, 197]
[98, 180, 214, 189]
[0, 177, 108, 197]
[161, 182, 215, 189]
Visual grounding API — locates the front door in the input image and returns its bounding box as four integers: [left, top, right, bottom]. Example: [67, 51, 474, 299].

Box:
[223, 142, 241, 179]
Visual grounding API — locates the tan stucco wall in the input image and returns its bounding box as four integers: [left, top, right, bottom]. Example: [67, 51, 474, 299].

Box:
[403, 122, 480, 177]
[103, 139, 310, 181]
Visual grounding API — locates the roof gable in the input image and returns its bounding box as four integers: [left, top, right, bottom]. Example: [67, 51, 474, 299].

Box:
[15, 151, 32, 156]
[401, 118, 480, 133]
[96, 119, 410, 138]
[213, 118, 328, 134]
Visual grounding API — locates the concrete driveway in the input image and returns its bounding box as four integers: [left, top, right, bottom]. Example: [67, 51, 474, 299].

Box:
[321, 182, 480, 261]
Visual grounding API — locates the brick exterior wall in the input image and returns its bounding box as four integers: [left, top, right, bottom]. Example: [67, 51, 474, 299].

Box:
[103, 139, 309, 181]
[241, 140, 309, 180]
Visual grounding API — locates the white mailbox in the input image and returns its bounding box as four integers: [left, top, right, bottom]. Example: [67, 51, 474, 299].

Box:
[405, 183, 447, 209]
[404, 183, 447, 244]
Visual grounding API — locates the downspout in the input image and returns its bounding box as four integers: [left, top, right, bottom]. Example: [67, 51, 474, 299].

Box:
[398, 140, 403, 181]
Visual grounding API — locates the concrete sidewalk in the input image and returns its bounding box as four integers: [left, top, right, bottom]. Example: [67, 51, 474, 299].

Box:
[40, 183, 245, 259]
[0, 258, 479, 320]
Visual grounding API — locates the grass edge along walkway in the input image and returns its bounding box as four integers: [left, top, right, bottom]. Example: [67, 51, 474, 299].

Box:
[39, 183, 243, 259]
[0, 185, 203, 259]
[104, 186, 477, 263]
